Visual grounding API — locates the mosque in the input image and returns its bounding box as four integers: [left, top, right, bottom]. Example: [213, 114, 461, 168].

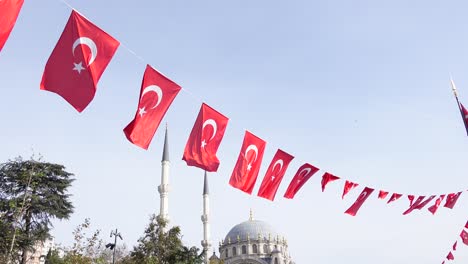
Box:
[157, 127, 295, 264]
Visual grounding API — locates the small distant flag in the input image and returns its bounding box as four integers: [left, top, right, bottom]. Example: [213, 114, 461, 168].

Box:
[450, 78, 468, 136]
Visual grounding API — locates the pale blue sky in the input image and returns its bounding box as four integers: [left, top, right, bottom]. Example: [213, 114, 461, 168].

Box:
[1, 0, 468, 263]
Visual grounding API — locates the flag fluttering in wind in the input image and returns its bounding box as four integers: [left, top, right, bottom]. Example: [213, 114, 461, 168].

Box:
[387, 193, 402, 204]
[40, 10, 120, 112]
[344, 187, 374, 216]
[428, 195, 445, 215]
[450, 78, 468, 136]
[182, 103, 229, 172]
[342, 180, 359, 199]
[446, 251, 454, 260]
[229, 131, 266, 194]
[460, 230, 468, 246]
[378, 190, 389, 199]
[124, 65, 181, 149]
[284, 163, 319, 199]
[453, 241, 457, 251]
[321, 172, 340, 192]
[257, 149, 294, 201]
[444, 192, 462, 209]
[0, 0, 24, 52]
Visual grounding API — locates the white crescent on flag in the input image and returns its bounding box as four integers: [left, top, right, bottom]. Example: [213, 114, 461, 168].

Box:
[141, 85, 163, 109]
[298, 167, 312, 178]
[202, 119, 217, 142]
[72, 37, 98, 66]
[244, 144, 259, 162]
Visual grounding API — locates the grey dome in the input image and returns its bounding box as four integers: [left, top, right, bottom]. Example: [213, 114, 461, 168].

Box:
[225, 219, 280, 242]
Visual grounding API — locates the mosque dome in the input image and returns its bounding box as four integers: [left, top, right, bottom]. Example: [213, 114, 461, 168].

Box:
[217, 211, 294, 264]
[225, 220, 280, 242]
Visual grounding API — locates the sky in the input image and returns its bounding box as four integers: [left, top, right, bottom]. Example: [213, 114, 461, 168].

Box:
[1, 0, 468, 263]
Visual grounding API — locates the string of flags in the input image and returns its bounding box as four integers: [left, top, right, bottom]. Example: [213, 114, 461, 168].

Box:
[2, 0, 468, 261]
[2, 0, 468, 216]
[441, 220, 468, 263]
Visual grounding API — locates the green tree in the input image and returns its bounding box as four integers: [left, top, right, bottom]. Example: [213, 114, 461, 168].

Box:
[0, 157, 74, 264]
[122, 215, 203, 264]
[61, 218, 105, 264]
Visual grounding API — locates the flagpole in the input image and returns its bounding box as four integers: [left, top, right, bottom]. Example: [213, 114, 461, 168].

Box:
[450, 78, 468, 136]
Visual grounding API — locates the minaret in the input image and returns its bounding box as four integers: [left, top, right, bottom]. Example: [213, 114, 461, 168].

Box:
[158, 125, 170, 222]
[201, 171, 211, 264]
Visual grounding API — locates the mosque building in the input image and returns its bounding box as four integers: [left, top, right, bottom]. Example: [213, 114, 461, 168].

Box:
[158, 127, 295, 264]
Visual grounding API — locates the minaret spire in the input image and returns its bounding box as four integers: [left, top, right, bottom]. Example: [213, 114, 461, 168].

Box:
[158, 124, 170, 222]
[201, 171, 211, 264]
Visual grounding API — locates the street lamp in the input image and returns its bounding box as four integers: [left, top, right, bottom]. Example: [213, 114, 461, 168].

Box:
[106, 229, 122, 264]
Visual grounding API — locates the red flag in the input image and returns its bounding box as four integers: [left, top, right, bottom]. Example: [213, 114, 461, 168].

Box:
[453, 241, 457, 251]
[123, 65, 181, 149]
[447, 251, 454, 260]
[344, 187, 374, 216]
[321, 172, 340, 192]
[342, 180, 359, 199]
[444, 192, 462, 209]
[408, 195, 415, 206]
[460, 103, 468, 135]
[182, 103, 229, 172]
[229, 131, 266, 194]
[428, 195, 446, 215]
[414, 195, 436, 210]
[450, 79, 468, 136]
[402, 196, 425, 215]
[0, 0, 23, 52]
[378, 190, 389, 199]
[461, 230, 468, 246]
[465, 220, 468, 229]
[387, 193, 402, 204]
[257, 149, 294, 201]
[284, 163, 319, 199]
[402, 195, 436, 215]
[40, 10, 120, 112]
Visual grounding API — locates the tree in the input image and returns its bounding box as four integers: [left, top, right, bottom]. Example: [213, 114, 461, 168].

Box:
[44, 218, 128, 264]
[60, 218, 105, 264]
[121, 215, 203, 264]
[0, 157, 74, 264]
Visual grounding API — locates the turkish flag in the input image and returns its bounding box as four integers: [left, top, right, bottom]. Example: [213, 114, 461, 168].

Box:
[0, 0, 23, 52]
[321, 172, 340, 192]
[402, 195, 436, 215]
[284, 163, 319, 199]
[428, 195, 446, 215]
[447, 251, 454, 260]
[408, 195, 415, 206]
[387, 193, 402, 204]
[257, 149, 294, 201]
[453, 241, 457, 251]
[465, 220, 468, 229]
[444, 192, 462, 209]
[229, 131, 266, 194]
[378, 190, 389, 199]
[342, 180, 359, 199]
[402, 196, 425, 215]
[40, 10, 120, 112]
[124, 65, 181, 149]
[461, 230, 468, 246]
[459, 103, 468, 136]
[182, 103, 229, 172]
[344, 187, 374, 216]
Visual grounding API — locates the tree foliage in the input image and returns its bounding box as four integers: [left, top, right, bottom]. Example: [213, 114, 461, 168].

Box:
[121, 215, 204, 264]
[0, 157, 74, 263]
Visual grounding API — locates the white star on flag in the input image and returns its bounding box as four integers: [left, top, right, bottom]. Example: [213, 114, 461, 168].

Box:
[138, 107, 147, 117]
[72, 62, 85, 74]
[201, 139, 207, 148]
[247, 163, 252, 171]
